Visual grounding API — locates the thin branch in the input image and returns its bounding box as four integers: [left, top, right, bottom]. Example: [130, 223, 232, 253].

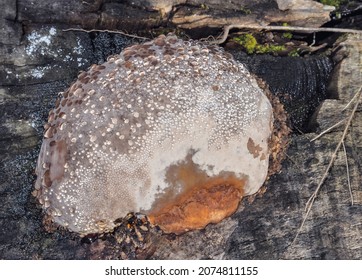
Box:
[62, 28, 149, 40]
[209, 24, 362, 44]
[305, 86, 361, 211]
[291, 85, 362, 247]
[342, 140, 354, 206]
[310, 118, 346, 142]
[342, 90, 361, 111]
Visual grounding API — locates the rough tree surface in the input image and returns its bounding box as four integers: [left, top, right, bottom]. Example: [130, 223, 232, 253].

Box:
[0, 0, 361, 259]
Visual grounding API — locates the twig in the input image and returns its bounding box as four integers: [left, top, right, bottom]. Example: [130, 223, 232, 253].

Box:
[209, 24, 362, 44]
[62, 28, 149, 40]
[284, 152, 297, 165]
[303, 42, 328, 53]
[310, 118, 346, 142]
[342, 89, 361, 111]
[342, 140, 354, 206]
[291, 85, 362, 247]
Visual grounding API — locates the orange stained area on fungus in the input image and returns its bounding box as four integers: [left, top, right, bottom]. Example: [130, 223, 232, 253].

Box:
[147, 153, 246, 234]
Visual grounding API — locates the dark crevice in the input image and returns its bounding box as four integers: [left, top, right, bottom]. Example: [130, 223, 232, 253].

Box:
[2, 80, 69, 87]
[14, 0, 19, 22]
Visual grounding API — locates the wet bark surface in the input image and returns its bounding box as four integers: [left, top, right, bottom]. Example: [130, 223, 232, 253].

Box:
[0, 0, 361, 259]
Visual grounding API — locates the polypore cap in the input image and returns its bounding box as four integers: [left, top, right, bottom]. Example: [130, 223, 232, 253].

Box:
[34, 34, 273, 235]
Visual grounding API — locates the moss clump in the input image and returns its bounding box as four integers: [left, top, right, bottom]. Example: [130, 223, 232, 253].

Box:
[240, 6, 252, 15]
[234, 34, 257, 54]
[256, 44, 286, 54]
[288, 49, 300, 57]
[233, 34, 286, 54]
[200, 3, 209, 10]
[281, 23, 293, 39]
[318, 0, 345, 8]
[282, 32, 293, 39]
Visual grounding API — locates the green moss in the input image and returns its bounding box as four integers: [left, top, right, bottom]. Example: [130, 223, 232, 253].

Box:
[281, 23, 293, 39]
[234, 34, 257, 54]
[318, 0, 345, 8]
[282, 32, 293, 39]
[288, 49, 300, 57]
[240, 6, 252, 15]
[256, 44, 286, 54]
[200, 3, 209, 10]
[233, 34, 286, 54]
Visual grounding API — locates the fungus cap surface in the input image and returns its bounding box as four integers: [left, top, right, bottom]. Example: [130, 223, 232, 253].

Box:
[34, 34, 273, 235]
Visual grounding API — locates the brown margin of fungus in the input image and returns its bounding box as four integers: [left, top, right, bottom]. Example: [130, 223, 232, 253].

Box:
[258, 78, 290, 183]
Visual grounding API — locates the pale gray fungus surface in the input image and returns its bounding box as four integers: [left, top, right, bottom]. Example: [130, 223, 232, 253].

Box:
[34, 34, 273, 235]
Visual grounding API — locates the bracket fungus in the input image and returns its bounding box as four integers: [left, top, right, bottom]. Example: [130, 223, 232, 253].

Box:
[34, 34, 274, 235]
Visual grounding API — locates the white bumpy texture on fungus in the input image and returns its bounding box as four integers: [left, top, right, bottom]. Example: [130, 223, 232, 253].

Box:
[34, 34, 273, 235]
